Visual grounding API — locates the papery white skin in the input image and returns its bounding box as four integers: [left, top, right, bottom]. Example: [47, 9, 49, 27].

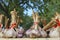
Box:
[0, 28, 4, 38]
[49, 27, 60, 38]
[49, 13, 60, 38]
[4, 28, 16, 38]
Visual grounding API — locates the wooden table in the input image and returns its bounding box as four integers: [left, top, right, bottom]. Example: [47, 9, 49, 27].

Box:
[0, 38, 60, 40]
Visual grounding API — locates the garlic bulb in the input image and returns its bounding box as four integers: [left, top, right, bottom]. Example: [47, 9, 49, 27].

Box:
[25, 29, 32, 37]
[49, 27, 60, 38]
[39, 29, 47, 37]
[4, 28, 16, 38]
[16, 27, 24, 38]
[3, 9, 17, 38]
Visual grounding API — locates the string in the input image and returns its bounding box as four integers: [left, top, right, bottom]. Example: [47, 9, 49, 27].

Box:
[0, 24, 2, 28]
[53, 19, 60, 28]
[10, 23, 17, 29]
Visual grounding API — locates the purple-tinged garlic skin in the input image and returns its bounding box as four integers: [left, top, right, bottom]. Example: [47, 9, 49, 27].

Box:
[31, 29, 41, 37]
[39, 30, 47, 38]
[16, 27, 24, 38]
[25, 28, 41, 38]
[25, 29, 32, 36]
[38, 27, 47, 38]
[25, 26, 47, 38]
[16, 33, 23, 38]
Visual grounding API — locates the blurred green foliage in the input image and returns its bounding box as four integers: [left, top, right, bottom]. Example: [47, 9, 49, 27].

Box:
[0, 0, 60, 30]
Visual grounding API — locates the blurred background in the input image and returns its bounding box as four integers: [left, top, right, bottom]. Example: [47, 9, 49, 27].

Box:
[0, 0, 60, 30]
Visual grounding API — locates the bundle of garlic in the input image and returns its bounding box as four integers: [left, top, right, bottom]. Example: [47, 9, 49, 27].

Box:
[49, 12, 60, 38]
[3, 9, 17, 38]
[0, 14, 4, 38]
[15, 16, 24, 38]
[43, 12, 60, 38]
[25, 11, 47, 38]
